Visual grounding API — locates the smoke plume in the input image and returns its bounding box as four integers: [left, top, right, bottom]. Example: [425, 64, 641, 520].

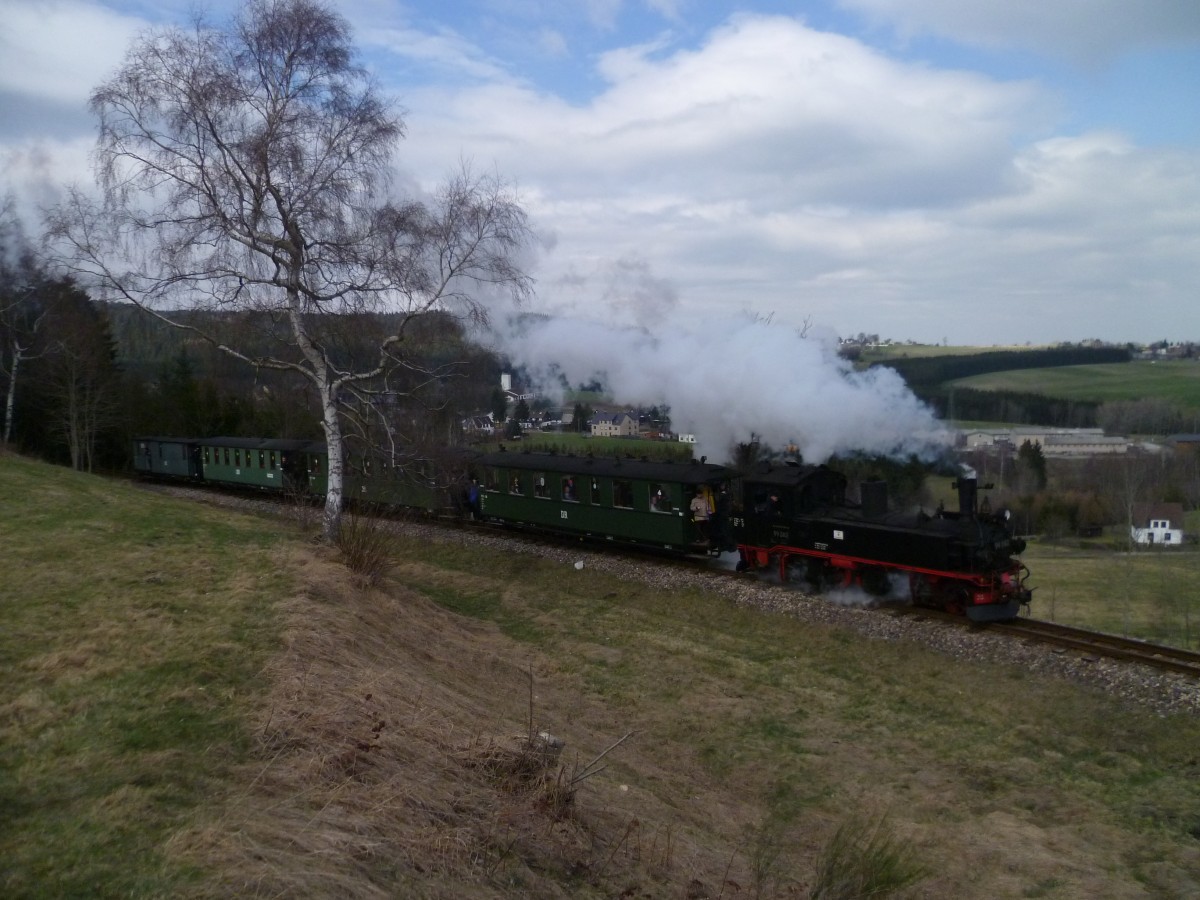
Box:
[500, 311, 949, 464]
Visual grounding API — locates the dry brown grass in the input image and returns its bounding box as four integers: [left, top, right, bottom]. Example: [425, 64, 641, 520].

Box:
[166, 548, 673, 898]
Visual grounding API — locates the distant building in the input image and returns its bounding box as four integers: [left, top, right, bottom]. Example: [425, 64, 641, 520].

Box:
[590, 411, 638, 437]
[461, 415, 495, 438]
[963, 427, 1128, 456]
[1130, 503, 1185, 546]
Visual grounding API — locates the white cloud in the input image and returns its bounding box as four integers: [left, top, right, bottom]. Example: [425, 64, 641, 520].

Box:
[0, 0, 144, 105]
[364, 24, 516, 85]
[385, 13, 1199, 342]
[585, 0, 624, 32]
[837, 0, 1200, 64]
[408, 17, 1042, 207]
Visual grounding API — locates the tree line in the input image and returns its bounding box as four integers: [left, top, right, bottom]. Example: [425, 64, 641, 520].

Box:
[876, 345, 1132, 387]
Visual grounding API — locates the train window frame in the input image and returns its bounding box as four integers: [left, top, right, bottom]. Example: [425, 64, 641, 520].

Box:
[509, 472, 524, 495]
[613, 478, 634, 509]
[269, 450, 277, 470]
[534, 472, 549, 499]
[259, 450, 266, 469]
[562, 476, 579, 502]
[203, 447, 210, 465]
[591, 478, 602, 505]
[485, 469, 501, 492]
[223, 447, 230, 466]
[649, 483, 673, 513]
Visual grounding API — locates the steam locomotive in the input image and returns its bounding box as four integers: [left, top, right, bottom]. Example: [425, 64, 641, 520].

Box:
[734, 462, 1031, 622]
[133, 436, 1031, 621]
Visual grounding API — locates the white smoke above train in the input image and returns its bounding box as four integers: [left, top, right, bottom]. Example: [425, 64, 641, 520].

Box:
[498, 311, 950, 464]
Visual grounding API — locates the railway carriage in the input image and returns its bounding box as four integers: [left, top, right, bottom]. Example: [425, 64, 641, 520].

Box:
[476, 450, 729, 552]
[198, 437, 319, 493]
[133, 436, 203, 480]
[345, 451, 465, 513]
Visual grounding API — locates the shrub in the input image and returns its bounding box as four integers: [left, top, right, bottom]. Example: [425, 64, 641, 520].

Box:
[810, 812, 927, 899]
[334, 508, 396, 586]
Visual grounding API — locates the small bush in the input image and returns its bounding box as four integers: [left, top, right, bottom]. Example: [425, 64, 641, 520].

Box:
[810, 812, 927, 899]
[334, 508, 396, 586]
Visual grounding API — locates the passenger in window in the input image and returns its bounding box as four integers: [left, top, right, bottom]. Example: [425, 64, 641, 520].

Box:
[690, 488, 711, 540]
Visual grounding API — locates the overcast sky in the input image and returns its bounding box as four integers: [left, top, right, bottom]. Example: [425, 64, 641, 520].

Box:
[2, 0, 1199, 346]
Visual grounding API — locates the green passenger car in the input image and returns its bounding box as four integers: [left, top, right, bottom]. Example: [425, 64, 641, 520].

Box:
[476, 450, 729, 551]
[133, 437, 202, 480]
[199, 437, 319, 493]
[348, 460, 438, 511]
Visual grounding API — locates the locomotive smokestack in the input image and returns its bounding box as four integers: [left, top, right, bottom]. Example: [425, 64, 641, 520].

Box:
[955, 478, 978, 519]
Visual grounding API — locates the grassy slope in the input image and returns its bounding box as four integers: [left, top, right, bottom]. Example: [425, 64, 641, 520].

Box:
[0, 454, 287, 897]
[4, 454, 1200, 897]
[949, 360, 1200, 409]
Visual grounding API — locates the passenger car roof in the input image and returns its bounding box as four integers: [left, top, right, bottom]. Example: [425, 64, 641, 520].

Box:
[477, 450, 728, 485]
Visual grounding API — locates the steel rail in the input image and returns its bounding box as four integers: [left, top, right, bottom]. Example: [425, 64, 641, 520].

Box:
[988, 618, 1200, 678]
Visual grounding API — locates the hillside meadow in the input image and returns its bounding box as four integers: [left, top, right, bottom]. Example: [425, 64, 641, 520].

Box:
[3, 452, 1200, 898]
[949, 360, 1200, 410]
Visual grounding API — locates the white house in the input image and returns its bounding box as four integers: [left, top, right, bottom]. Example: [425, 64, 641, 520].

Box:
[1130, 503, 1185, 546]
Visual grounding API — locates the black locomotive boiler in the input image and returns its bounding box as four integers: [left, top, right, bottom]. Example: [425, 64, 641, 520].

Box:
[734, 463, 1031, 622]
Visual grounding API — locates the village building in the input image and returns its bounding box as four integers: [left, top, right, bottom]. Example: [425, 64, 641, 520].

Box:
[1130, 502, 1185, 546]
[590, 411, 639, 438]
[963, 427, 1129, 456]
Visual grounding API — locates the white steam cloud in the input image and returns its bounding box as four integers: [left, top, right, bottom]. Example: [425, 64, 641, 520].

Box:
[500, 312, 949, 464]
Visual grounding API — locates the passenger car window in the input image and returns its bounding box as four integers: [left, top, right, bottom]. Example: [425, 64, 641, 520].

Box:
[613, 479, 633, 509]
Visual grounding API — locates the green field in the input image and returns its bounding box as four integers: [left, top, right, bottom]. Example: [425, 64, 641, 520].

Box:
[950, 360, 1200, 409]
[5, 453, 1200, 897]
[1022, 541, 1200, 647]
[858, 344, 1041, 363]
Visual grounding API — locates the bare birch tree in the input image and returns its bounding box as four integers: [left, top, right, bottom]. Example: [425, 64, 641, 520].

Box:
[49, 0, 532, 539]
[0, 200, 49, 446]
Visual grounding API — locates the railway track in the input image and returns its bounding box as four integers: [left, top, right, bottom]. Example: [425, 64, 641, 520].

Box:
[988, 618, 1200, 678]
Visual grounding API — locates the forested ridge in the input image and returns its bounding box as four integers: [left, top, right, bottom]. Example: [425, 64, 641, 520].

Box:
[876, 345, 1131, 387]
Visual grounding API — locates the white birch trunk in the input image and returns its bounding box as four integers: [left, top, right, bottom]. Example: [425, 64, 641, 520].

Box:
[3, 340, 19, 444]
[320, 391, 344, 542]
